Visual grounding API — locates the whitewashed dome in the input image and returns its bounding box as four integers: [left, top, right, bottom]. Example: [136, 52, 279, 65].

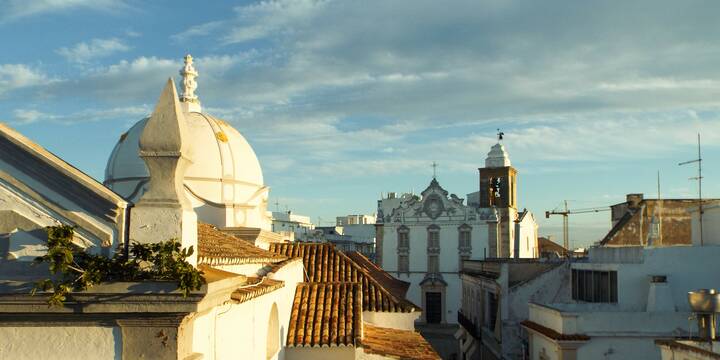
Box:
[485, 142, 511, 168]
[104, 55, 270, 230]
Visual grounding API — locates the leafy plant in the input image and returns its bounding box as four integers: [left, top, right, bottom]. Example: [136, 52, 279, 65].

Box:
[32, 225, 205, 306]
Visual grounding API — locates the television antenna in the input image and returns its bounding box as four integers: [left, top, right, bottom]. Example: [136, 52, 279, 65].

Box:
[679, 133, 704, 245]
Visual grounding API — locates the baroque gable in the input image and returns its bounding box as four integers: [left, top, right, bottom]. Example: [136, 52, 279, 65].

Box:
[383, 179, 497, 225]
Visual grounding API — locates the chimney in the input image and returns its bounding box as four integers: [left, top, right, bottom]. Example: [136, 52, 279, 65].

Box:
[627, 193, 644, 209]
[128, 78, 198, 266]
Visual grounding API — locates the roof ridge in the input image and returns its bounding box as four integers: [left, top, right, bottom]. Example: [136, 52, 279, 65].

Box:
[0, 123, 127, 207]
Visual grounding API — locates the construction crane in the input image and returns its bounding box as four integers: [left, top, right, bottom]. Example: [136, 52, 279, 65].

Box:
[545, 200, 610, 251]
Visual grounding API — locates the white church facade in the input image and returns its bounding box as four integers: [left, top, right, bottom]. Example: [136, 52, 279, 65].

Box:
[0, 56, 439, 360]
[376, 139, 538, 326]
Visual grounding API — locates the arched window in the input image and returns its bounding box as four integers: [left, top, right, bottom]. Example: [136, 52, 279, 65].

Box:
[266, 303, 279, 360]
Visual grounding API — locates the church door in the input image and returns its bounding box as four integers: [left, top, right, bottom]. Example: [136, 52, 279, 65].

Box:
[425, 292, 442, 323]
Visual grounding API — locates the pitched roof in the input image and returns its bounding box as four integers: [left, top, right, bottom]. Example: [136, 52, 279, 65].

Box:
[538, 237, 567, 256]
[346, 251, 410, 299]
[197, 223, 287, 265]
[269, 242, 417, 312]
[361, 323, 441, 360]
[287, 282, 362, 347]
[231, 276, 285, 304]
[521, 320, 590, 341]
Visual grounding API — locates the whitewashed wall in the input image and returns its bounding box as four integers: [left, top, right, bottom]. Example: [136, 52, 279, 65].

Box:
[0, 326, 120, 360]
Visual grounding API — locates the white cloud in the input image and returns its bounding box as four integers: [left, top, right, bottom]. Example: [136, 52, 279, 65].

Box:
[0, 64, 55, 95]
[56, 38, 131, 64]
[12, 109, 48, 124]
[0, 0, 129, 22]
[170, 21, 225, 42]
[11, 105, 150, 125]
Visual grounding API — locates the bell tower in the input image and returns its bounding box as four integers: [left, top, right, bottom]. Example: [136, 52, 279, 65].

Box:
[478, 130, 517, 257]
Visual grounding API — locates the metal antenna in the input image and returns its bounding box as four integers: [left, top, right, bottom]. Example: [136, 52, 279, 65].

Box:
[679, 133, 703, 245]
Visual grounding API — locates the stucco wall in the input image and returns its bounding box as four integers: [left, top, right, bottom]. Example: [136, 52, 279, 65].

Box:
[576, 245, 720, 311]
[190, 259, 303, 359]
[362, 311, 420, 331]
[0, 326, 120, 360]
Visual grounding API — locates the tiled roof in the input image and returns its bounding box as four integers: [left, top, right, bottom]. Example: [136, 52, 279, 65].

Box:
[521, 320, 590, 341]
[269, 243, 417, 312]
[361, 323, 441, 360]
[346, 251, 410, 299]
[231, 276, 285, 304]
[197, 223, 287, 265]
[287, 282, 362, 347]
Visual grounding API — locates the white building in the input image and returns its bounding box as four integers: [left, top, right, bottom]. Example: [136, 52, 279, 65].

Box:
[377, 179, 499, 325]
[457, 259, 569, 360]
[523, 245, 720, 360]
[337, 214, 376, 226]
[271, 210, 314, 241]
[0, 56, 439, 360]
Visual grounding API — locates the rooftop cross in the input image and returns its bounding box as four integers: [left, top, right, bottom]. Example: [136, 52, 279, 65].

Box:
[497, 128, 504, 141]
[179, 54, 201, 112]
[431, 161, 438, 179]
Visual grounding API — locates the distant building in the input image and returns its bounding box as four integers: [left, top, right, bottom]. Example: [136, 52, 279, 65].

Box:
[337, 214, 376, 226]
[271, 210, 314, 241]
[467, 141, 539, 258]
[537, 236, 567, 258]
[601, 193, 719, 247]
[377, 139, 538, 333]
[314, 225, 375, 258]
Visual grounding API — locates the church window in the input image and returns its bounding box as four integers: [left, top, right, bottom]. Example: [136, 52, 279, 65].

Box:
[427, 225, 440, 252]
[458, 224, 472, 266]
[397, 226, 410, 274]
[397, 226, 410, 250]
[398, 254, 409, 273]
[428, 254, 439, 273]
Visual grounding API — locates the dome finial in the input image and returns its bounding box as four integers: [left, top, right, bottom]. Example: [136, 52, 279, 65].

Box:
[179, 54, 201, 112]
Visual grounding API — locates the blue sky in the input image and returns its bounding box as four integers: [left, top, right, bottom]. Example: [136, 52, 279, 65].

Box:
[3, 0, 720, 248]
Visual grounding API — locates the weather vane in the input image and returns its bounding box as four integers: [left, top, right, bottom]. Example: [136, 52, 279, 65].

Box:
[497, 128, 504, 141]
[431, 161, 438, 179]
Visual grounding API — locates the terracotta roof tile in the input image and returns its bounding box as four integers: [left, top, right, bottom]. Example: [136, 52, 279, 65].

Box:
[197, 223, 286, 265]
[521, 320, 590, 341]
[361, 323, 441, 360]
[287, 282, 362, 347]
[230, 277, 285, 304]
[346, 251, 410, 299]
[269, 243, 417, 312]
